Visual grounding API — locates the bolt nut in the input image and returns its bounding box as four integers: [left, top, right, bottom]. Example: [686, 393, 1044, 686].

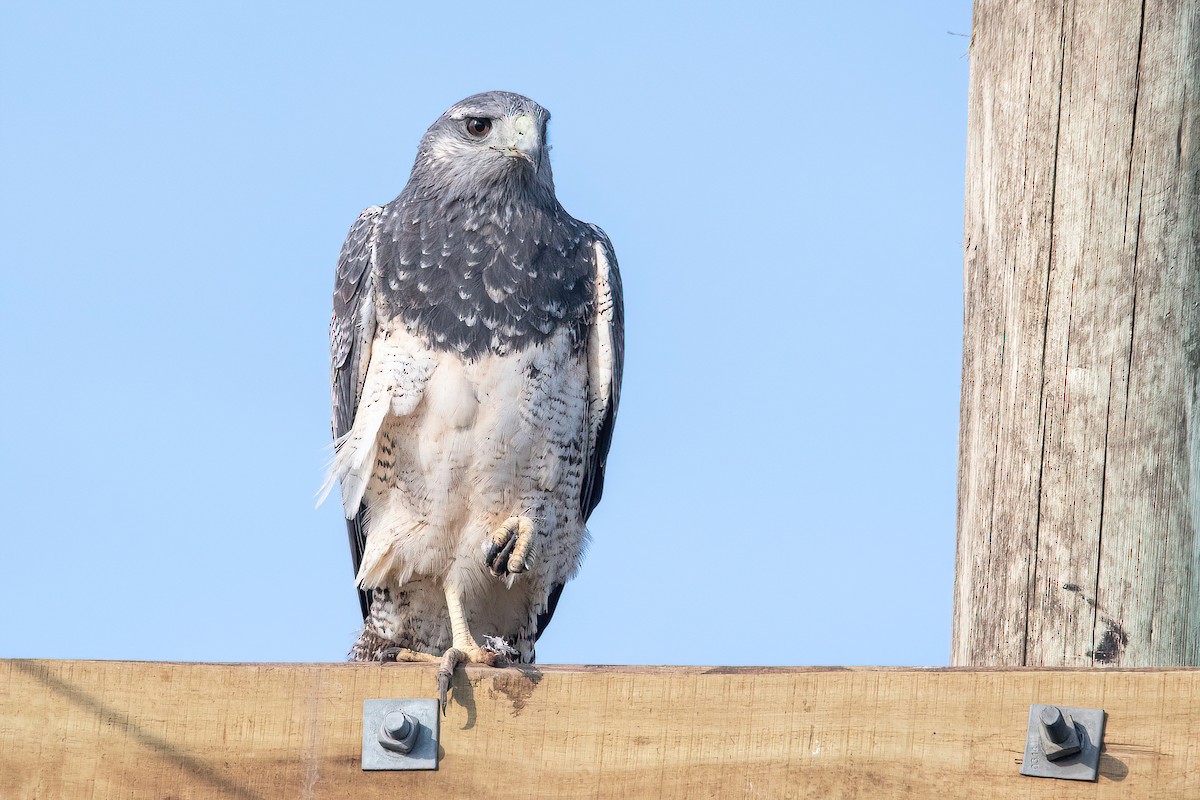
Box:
[378, 710, 421, 755]
[1038, 706, 1081, 761]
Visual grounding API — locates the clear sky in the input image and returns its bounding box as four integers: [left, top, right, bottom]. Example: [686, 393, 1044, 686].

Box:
[1, 1, 971, 666]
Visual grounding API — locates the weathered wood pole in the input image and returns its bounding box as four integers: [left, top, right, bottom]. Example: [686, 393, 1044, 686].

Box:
[953, 0, 1200, 667]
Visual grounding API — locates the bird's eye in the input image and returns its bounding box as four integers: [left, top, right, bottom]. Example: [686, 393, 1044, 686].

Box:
[465, 118, 492, 137]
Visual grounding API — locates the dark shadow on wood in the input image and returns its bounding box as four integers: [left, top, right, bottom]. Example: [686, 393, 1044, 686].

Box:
[1100, 753, 1129, 782]
[9, 660, 264, 800]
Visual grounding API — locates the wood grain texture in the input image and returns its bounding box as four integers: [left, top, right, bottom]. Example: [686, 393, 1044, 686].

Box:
[954, 0, 1200, 666]
[2, 660, 1200, 798]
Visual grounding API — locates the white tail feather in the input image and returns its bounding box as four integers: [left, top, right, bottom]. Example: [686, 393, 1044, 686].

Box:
[314, 439, 345, 509]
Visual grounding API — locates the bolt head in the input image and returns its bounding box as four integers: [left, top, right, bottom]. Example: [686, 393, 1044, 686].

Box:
[378, 711, 421, 755]
[383, 711, 413, 739]
[1039, 706, 1062, 729]
[1039, 706, 1072, 743]
[1038, 706, 1081, 760]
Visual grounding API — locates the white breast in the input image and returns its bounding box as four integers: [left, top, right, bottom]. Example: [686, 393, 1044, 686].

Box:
[353, 323, 591, 594]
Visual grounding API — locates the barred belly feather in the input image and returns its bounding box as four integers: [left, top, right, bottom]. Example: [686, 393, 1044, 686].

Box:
[346, 322, 589, 660]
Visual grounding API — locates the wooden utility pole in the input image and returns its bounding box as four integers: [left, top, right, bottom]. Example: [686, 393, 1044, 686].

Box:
[953, 0, 1200, 667]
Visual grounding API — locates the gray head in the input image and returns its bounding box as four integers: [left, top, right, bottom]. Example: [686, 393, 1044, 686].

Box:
[407, 91, 555, 203]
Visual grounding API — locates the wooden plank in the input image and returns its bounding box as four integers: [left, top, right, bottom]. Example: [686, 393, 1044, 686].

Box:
[2, 660, 1200, 798]
[954, 0, 1200, 666]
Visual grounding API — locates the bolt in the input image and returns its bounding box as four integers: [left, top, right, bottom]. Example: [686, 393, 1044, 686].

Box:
[1039, 706, 1072, 744]
[383, 711, 413, 740]
[379, 710, 421, 755]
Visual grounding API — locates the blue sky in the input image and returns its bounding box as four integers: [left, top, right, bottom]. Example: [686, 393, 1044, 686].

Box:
[1, 1, 971, 666]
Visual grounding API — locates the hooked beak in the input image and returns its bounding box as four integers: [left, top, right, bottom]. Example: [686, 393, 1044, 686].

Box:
[490, 113, 540, 168]
[489, 145, 536, 165]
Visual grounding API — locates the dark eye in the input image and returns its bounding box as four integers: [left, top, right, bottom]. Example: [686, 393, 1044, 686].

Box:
[465, 117, 492, 137]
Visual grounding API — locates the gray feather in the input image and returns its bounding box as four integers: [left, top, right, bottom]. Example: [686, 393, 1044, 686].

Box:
[330, 205, 381, 619]
[581, 225, 624, 521]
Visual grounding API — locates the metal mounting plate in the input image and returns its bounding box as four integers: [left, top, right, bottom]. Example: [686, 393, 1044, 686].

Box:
[1020, 703, 1106, 781]
[362, 699, 440, 771]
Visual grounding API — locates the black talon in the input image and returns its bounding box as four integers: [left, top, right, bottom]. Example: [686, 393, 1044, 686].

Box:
[436, 647, 465, 716]
[436, 670, 451, 715]
[488, 533, 518, 576]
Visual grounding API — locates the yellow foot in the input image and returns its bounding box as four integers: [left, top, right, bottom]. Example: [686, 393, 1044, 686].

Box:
[485, 515, 536, 577]
[436, 643, 511, 714]
[377, 646, 441, 664]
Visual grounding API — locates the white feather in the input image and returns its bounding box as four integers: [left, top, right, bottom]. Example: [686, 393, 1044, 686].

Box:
[587, 240, 617, 453]
[354, 325, 590, 602]
[317, 331, 436, 515]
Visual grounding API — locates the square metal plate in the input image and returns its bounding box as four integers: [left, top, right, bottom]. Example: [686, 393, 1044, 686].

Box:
[362, 698, 440, 771]
[1020, 703, 1106, 781]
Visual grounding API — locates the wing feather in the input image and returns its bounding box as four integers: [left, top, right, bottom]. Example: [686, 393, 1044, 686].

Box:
[581, 226, 624, 520]
[329, 206, 382, 619]
[532, 226, 624, 647]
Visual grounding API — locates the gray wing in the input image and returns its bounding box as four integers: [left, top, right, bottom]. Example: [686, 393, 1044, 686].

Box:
[532, 226, 624, 647]
[581, 225, 624, 520]
[331, 205, 382, 620]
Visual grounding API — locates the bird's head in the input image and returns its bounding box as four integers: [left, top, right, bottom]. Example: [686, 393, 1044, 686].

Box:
[411, 91, 554, 200]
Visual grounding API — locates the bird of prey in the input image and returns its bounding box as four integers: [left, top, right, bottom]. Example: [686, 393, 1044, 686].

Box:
[321, 91, 623, 705]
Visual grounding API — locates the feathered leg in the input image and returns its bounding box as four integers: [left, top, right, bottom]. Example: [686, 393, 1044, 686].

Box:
[349, 625, 441, 663]
[348, 587, 444, 663]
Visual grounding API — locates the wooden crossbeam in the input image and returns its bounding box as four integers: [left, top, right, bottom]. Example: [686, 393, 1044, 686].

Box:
[3, 659, 1198, 798]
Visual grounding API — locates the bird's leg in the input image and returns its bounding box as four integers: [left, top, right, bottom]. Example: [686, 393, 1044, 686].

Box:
[436, 578, 505, 713]
[484, 515, 537, 577]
